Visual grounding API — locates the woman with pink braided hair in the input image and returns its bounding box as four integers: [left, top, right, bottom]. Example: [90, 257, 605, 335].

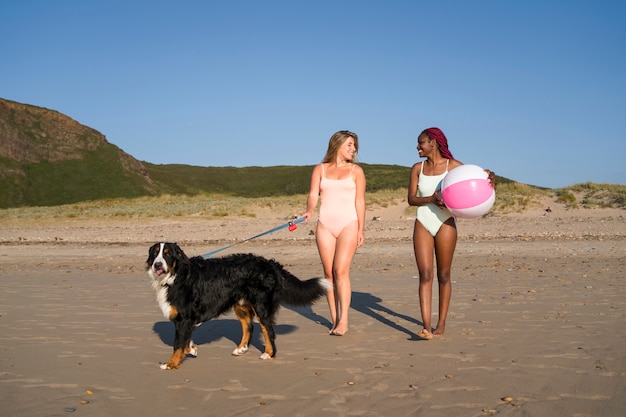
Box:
[407, 127, 494, 339]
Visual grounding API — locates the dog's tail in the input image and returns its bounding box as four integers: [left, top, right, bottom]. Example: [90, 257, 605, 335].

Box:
[279, 268, 332, 307]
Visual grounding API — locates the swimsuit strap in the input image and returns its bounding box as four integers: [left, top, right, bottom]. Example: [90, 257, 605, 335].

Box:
[322, 163, 354, 180]
[421, 159, 449, 176]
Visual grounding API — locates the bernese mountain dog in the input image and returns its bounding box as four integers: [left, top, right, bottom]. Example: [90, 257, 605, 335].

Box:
[146, 242, 331, 370]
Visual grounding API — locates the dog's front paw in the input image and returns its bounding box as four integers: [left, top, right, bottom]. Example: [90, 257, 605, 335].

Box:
[187, 341, 198, 357]
[159, 362, 174, 370]
[259, 352, 273, 360]
[232, 345, 249, 356]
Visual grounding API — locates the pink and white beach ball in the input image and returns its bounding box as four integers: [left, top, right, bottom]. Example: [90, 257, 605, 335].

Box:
[441, 164, 495, 219]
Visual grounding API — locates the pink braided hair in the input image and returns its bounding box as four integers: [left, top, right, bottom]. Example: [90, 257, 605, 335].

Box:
[422, 127, 454, 160]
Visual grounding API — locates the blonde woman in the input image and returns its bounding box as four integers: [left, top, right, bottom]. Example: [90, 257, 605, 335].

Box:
[302, 130, 366, 336]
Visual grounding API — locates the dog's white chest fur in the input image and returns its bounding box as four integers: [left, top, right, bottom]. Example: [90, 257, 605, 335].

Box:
[151, 273, 175, 319]
[156, 285, 172, 318]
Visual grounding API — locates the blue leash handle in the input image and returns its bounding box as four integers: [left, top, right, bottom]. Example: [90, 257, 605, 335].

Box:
[202, 216, 306, 258]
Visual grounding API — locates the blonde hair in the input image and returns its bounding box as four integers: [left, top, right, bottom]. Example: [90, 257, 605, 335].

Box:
[322, 130, 359, 163]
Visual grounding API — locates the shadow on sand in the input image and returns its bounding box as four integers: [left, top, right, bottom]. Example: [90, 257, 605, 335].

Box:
[153, 319, 299, 356]
[287, 290, 422, 340]
[152, 290, 423, 357]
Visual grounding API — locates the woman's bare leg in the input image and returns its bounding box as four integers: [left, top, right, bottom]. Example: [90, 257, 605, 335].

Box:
[316, 224, 338, 332]
[433, 219, 457, 336]
[413, 220, 435, 338]
[330, 221, 358, 335]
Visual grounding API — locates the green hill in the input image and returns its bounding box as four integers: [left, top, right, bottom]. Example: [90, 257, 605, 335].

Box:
[0, 98, 155, 208]
[143, 163, 434, 198]
[5, 97, 622, 212]
[1, 97, 451, 208]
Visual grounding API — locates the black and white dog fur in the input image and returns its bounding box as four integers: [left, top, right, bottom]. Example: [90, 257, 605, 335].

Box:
[147, 242, 331, 369]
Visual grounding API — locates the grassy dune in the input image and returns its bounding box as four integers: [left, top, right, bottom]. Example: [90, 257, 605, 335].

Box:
[1, 183, 624, 224]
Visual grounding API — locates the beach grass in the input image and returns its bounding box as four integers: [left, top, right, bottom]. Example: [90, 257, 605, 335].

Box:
[1, 183, 623, 224]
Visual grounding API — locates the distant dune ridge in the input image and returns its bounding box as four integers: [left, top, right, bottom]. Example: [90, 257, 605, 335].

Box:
[1, 97, 623, 212]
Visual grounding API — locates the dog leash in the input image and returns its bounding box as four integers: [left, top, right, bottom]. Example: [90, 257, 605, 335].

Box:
[201, 216, 306, 258]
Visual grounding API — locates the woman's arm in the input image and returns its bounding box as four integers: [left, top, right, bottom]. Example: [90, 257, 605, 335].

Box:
[407, 162, 437, 207]
[302, 164, 322, 220]
[354, 165, 366, 247]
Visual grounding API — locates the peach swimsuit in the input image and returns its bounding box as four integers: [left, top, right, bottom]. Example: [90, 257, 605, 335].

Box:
[318, 164, 358, 238]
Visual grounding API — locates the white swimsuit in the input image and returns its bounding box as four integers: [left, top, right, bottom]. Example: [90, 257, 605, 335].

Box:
[416, 160, 454, 237]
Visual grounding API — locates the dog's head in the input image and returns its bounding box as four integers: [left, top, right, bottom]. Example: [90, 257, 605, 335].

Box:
[146, 242, 188, 285]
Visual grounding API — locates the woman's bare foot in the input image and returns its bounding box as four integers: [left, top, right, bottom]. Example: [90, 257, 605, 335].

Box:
[433, 324, 445, 336]
[418, 328, 433, 340]
[331, 323, 348, 336]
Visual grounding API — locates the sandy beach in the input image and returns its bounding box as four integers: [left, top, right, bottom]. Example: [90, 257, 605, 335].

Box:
[1, 200, 625, 417]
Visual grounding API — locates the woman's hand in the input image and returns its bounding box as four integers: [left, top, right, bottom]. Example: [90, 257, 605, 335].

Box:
[431, 191, 446, 208]
[357, 230, 365, 248]
[484, 169, 496, 188]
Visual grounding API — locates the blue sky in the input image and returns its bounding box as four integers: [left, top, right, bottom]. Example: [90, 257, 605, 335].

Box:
[2, 1, 625, 188]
